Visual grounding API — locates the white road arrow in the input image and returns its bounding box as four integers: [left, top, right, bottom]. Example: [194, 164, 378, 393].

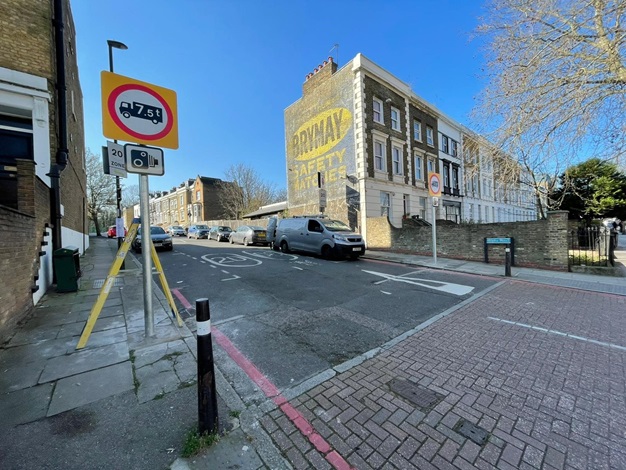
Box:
[362, 270, 474, 296]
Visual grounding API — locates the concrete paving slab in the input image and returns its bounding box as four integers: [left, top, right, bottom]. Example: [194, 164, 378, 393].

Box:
[39, 342, 128, 383]
[0, 383, 54, 428]
[6, 324, 60, 346]
[47, 361, 134, 416]
[175, 428, 265, 470]
[0, 336, 76, 366]
[78, 326, 127, 350]
[0, 359, 45, 393]
[132, 339, 188, 368]
[135, 361, 180, 404]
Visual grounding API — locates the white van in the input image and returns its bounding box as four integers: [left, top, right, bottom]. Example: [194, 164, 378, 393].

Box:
[273, 216, 365, 260]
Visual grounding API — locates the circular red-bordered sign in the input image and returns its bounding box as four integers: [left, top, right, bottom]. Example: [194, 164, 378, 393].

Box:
[108, 84, 174, 141]
[429, 173, 441, 196]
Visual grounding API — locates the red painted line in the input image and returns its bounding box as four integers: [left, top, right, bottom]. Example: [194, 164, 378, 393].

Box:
[171, 288, 193, 310]
[173, 289, 355, 469]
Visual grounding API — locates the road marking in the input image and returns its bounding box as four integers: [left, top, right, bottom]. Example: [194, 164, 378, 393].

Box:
[171, 288, 193, 310]
[362, 270, 474, 296]
[293, 267, 303, 271]
[202, 253, 262, 268]
[243, 250, 298, 261]
[488, 317, 626, 351]
[221, 270, 229, 274]
[221, 275, 240, 282]
[381, 291, 391, 295]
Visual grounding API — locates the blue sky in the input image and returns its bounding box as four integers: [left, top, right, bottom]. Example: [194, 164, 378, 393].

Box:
[73, 0, 487, 193]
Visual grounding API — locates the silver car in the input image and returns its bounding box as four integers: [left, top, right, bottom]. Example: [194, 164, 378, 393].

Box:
[229, 225, 269, 246]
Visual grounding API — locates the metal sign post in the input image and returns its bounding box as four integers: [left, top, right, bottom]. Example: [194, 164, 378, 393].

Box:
[139, 173, 154, 337]
[428, 173, 442, 264]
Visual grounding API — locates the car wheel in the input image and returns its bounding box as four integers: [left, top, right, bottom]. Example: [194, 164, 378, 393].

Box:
[321, 245, 331, 259]
[280, 241, 289, 254]
[229, 237, 234, 244]
[243, 238, 249, 246]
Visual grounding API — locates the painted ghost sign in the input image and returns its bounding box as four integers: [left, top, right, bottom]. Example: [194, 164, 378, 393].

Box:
[290, 107, 352, 191]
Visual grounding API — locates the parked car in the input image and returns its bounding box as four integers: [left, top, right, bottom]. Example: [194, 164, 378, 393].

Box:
[107, 225, 127, 238]
[168, 225, 186, 237]
[208, 225, 233, 242]
[229, 225, 269, 246]
[131, 226, 173, 253]
[273, 216, 365, 259]
[187, 224, 210, 239]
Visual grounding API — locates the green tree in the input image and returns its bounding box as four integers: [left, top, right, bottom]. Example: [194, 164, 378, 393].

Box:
[552, 158, 626, 222]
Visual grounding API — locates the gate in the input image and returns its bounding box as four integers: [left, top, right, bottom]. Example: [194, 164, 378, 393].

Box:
[569, 226, 616, 267]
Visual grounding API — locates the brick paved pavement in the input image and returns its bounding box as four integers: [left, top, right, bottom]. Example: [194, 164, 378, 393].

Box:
[259, 280, 626, 469]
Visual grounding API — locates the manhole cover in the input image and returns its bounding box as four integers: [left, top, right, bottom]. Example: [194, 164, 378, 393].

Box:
[92, 278, 124, 289]
[389, 378, 444, 410]
[455, 419, 489, 446]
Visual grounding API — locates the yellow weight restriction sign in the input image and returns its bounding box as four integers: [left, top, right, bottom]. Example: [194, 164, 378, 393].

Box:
[101, 71, 179, 149]
[428, 172, 442, 197]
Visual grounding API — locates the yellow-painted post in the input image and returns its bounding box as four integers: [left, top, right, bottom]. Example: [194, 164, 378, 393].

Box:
[150, 241, 183, 327]
[76, 220, 140, 349]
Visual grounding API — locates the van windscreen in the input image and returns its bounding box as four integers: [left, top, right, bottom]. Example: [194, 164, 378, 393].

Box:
[322, 220, 351, 232]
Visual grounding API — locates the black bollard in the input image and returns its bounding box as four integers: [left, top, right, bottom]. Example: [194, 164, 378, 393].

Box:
[505, 247, 512, 277]
[196, 298, 218, 435]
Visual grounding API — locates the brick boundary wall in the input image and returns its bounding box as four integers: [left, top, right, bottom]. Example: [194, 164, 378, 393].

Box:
[367, 211, 570, 271]
[0, 207, 38, 343]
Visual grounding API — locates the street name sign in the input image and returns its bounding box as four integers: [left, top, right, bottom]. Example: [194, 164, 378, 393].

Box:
[101, 71, 178, 149]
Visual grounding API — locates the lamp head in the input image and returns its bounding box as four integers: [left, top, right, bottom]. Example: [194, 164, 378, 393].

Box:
[107, 40, 128, 50]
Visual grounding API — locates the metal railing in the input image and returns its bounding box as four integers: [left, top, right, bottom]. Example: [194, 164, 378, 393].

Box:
[569, 226, 616, 267]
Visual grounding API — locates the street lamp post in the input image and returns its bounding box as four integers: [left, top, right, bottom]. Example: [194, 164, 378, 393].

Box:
[107, 40, 128, 268]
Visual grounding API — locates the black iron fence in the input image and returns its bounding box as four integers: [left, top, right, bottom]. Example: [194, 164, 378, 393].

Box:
[569, 226, 618, 267]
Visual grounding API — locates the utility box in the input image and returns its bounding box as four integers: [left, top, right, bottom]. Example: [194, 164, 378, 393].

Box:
[53, 246, 81, 292]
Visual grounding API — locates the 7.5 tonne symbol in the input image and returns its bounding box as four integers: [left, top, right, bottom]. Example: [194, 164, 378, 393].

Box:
[119, 101, 163, 124]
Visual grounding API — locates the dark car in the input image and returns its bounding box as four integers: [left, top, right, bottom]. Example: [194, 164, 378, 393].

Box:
[208, 225, 232, 242]
[131, 226, 173, 253]
[168, 225, 186, 237]
[187, 224, 210, 239]
[229, 225, 269, 246]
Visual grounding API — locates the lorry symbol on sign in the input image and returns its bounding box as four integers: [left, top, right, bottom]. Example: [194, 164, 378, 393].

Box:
[119, 101, 163, 124]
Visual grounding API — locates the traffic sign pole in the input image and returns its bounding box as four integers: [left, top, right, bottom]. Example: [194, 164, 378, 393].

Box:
[139, 173, 155, 338]
[428, 173, 442, 264]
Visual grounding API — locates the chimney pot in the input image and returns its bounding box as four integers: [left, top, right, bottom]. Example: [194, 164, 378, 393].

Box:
[323, 60, 327, 67]
[328, 56, 333, 63]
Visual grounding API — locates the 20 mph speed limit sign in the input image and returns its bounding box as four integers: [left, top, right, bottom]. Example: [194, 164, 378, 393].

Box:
[101, 71, 179, 149]
[428, 172, 442, 197]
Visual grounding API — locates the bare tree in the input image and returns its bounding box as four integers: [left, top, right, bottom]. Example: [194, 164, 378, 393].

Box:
[473, 0, 626, 215]
[86, 148, 116, 236]
[219, 163, 285, 219]
[121, 183, 140, 209]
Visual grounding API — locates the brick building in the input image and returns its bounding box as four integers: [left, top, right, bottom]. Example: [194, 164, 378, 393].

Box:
[0, 0, 86, 341]
[129, 175, 232, 227]
[284, 53, 536, 243]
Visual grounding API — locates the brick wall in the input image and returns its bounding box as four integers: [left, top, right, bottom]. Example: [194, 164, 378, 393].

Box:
[367, 211, 570, 270]
[0, 207, 37, 343]
[0, 0, 86, 341]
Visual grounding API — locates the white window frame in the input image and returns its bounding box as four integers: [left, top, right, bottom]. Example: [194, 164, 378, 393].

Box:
[427, 158, 435, 174]
[403, 194, 410, 216]
[414, 155, 423, 181]
[441, 134, 449, 154]
[373, 98, 383, 124]
[451, 140, 458, 157]
[196, 190, 201, 201]
[380, 191, 391, 216]
[443, 165, 450, 187]
[413, 120, 422, 142]
[390, 107, 400, 131]
[392, 144, 403, 176]
[419, 197, 426, 220]
[426, 126, 434, 146]
[374, 140, 386, 171]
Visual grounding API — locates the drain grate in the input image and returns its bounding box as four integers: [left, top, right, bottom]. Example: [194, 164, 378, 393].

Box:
[455, 419, 489, 446]
[389, 378, 444, 410]
[92, 278, 124, 289]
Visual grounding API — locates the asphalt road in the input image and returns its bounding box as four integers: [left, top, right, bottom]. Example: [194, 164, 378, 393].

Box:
[149, 237, 498, 401]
